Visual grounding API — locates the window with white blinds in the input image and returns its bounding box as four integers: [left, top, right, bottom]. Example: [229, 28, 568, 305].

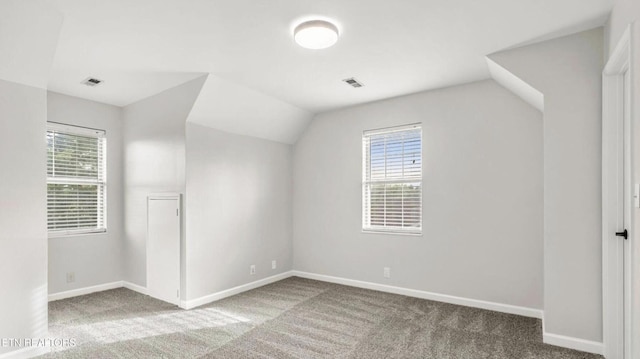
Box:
[47, 123, 107, 236]
[362, 124, 422, 234]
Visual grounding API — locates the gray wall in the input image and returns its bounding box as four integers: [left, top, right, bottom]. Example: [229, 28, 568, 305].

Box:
[47, 92, 124, 295]
[293, 79, 544, 310]
[0, 79, 48, 355]
[185, 124, 293, 300]
[123, 76, 206, 292]
[489, 28, 604, 342]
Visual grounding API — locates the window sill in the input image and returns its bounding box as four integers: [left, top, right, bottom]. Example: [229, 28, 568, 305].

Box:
[48, 230, 107, 239]
[362, 229, 422, 236]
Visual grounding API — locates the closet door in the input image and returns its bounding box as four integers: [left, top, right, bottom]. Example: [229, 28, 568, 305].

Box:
[147, 194, 180, 305]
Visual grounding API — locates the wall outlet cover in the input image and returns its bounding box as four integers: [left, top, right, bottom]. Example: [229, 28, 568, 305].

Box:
[383, 267, 391, 278]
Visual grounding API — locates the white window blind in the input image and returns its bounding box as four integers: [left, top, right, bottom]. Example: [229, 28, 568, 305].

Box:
[362, 124, 422, 233]
[47, 123, 106, 236]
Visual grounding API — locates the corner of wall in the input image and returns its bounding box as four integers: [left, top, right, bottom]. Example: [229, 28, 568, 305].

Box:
[0, 2, 63, 357]
[122, 75, 208, 294]
[487, 27, 604, 345]
[485, 57, 544, 112]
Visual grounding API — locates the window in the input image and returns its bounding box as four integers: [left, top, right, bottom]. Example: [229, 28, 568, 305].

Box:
[47, 123, 106, 236]
[362, 124, 422, 234]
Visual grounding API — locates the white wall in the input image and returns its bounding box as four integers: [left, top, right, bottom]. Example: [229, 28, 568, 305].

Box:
[293, 79, 543, 310]
[46, 92, 124, 295]
[606, 0, 640, 58]
[123, 76, 206, 291]
[0, 79, 48, 356]
[185, 124, 293, 300]
[489, 28, 604, 343]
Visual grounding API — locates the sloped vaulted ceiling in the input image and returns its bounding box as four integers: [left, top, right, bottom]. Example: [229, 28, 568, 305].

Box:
[44, 0, 612, 144]
[0, 0, 63, 88]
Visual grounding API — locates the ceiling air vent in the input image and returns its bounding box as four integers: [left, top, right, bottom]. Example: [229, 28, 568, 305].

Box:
[342, 77, 364, 88]
[81, 77, 104, 87]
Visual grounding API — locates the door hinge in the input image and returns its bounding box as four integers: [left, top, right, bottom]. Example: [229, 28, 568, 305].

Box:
[615, 229, 628, 240]
[177, 289, 180, 298]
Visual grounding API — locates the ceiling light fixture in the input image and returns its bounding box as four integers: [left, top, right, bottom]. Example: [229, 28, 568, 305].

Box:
[294, 20, 339, 49]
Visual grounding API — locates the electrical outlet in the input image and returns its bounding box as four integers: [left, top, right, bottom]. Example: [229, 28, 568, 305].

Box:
[66, 272, 75, 283]
[250, 265, 256, 275]
[383, 267, 391, 278]
[272, 260, 277, 270]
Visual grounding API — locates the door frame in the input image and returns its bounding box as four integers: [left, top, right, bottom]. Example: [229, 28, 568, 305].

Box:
[602, 24, 635, 359]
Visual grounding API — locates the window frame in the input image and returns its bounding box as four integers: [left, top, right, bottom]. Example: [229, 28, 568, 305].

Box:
[362, 123, 423, 235]
[47, 122, 107, 238]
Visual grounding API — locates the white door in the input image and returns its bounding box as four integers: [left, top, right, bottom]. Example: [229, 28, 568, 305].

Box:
[603, 51, 632, 359]
[603, 25, 637, 359]
[147, 195, 181, 305]
[610, 69, 629, 359]
[622, 68, 632, 359]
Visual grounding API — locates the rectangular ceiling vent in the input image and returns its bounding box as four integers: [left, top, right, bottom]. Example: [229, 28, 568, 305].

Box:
[81, 77, 104, 87]
[342, 77, 364, 88]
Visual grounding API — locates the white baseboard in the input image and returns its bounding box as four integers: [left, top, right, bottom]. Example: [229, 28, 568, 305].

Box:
[123, 281, 148, 295]
[543, 332, 603, 355]
[0, 346, 49, 359]
[291, 271, 543, 319]
[48, 281, 124, 302]
[43, 271, 601, 356]
[182, 271, 294, 310]
[297, 271, 601, 355]
[48, 281, 149, 302]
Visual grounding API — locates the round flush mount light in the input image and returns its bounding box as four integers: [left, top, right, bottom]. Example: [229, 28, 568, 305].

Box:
[294, 20, 339, 49]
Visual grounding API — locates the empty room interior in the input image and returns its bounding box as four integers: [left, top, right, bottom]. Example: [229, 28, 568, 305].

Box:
[1, 0, 640, 358]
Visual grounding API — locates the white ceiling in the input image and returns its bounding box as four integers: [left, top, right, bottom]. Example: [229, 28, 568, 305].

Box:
[0, 0, 62, 89]
[0, 0, 609, 143]
[47, 0, 612, 112]
[188, 75, 313, 144]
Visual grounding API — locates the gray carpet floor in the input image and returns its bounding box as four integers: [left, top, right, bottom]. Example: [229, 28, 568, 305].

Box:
[40, 277, 602, 358]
